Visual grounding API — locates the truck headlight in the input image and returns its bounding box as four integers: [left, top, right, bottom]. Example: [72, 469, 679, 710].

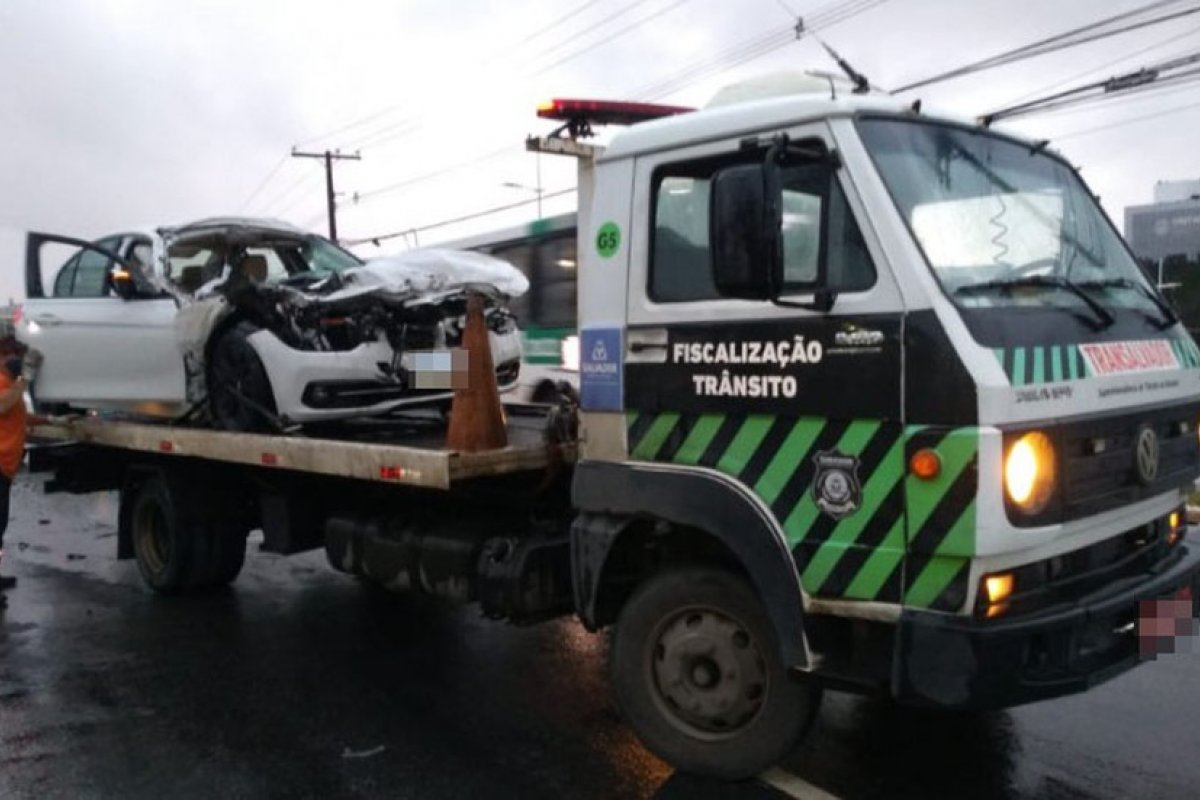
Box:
[1005, 431, 1056, 514]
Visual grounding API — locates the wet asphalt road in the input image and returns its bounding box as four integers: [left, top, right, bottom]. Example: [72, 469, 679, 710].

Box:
[1, 472, 1199, 800]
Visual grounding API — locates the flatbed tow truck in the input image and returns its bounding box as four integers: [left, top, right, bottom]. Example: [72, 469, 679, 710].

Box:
[22, 77, 1200, 778]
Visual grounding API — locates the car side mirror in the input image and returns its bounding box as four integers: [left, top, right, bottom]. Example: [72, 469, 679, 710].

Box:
[709, 163, 782, 301]
[109, 265, 139, 300]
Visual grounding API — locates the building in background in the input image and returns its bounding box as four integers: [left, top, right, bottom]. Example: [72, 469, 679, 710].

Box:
[1125, 180, 1200, 337]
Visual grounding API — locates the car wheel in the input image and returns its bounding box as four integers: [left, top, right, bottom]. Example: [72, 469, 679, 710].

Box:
[208, 323, 277, 432]
[610, 566, 822, 779]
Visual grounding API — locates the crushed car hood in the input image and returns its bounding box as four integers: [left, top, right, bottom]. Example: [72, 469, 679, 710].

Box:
[316, 249, 529, 305]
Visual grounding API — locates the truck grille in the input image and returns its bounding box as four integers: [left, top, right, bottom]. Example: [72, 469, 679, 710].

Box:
[1060, 401, 1200, 521]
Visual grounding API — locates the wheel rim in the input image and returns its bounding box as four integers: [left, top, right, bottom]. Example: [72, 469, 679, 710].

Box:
[648, 604, 770, 741]
[133, 501, 171, 576]
[211, 336, 267, 427]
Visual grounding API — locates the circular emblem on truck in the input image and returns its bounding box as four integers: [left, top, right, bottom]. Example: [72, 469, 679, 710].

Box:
[1134, 426, 1159, 485]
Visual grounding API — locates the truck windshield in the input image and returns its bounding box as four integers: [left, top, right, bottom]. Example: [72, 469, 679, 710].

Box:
[857, 117, 1163, 319]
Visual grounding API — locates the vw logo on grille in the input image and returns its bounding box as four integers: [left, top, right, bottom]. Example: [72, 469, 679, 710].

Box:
[1134, 426, 1159, 485]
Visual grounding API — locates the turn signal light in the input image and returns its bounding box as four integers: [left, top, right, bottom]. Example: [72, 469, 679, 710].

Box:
[910, 448, 941, 480]
[986, 573, 1014, 605]
[1168, 509, 1185, 546]
[981, 572, 1015, 619]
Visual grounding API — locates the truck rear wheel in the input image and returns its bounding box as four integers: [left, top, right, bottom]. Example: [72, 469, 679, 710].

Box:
[131, 477, 200, 594]
[129, 476, 247, 593]
[610, 566, 822, 779]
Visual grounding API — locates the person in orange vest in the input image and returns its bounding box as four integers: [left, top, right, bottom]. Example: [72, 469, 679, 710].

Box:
[0, 335, 29, 606]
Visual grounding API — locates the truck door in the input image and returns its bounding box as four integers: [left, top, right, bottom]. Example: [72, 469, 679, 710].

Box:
[22, 233, 186, 410]
[621, 124, 911, 604]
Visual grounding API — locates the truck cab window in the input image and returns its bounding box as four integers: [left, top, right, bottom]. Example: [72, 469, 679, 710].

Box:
[651, 159, 876, 303]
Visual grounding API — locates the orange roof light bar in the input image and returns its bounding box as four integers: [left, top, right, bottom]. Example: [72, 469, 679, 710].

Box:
[537, 98, 694, 138]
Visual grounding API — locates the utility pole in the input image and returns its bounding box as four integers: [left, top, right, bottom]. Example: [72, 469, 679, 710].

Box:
[291, 148, 361, 243]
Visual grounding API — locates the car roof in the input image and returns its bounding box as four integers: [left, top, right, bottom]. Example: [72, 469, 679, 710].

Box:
[160, 216, 308, 239]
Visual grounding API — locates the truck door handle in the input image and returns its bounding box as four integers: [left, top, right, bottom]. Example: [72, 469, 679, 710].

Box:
[627, 328, 668, 364]
[31, 314, 62, 326]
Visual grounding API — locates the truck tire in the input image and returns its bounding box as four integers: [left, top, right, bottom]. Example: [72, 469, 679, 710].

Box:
[129, 476, 206, 594]
[208, 323, 277, 432]
[610, 566, 822, 779]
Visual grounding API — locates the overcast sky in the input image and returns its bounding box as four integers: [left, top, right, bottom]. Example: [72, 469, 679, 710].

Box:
[2, 0, 1199, 302]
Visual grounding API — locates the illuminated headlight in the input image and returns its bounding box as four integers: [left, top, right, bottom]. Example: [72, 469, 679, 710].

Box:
[560, 335, 580, 372]
[1005, 431, 1056, 515]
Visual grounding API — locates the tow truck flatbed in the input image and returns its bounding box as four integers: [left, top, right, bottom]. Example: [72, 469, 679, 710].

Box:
[29, 408, 575, 491]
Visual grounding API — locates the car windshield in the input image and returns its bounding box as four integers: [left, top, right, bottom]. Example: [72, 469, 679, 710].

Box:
[165, 230, 361, 293]
[857, 117, 1161, 316]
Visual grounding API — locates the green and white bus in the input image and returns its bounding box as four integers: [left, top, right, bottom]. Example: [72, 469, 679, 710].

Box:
[443, 213, 580, 402]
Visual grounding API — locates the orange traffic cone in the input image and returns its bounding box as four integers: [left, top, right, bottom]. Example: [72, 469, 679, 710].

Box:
[446, 293, 507, 452]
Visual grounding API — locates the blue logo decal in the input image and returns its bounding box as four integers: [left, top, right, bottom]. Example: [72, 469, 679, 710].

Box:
[580, 327, 622, 411]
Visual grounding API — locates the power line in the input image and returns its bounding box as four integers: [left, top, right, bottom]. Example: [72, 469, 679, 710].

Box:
[514, 0, 606, 46]
[347, 0, 892, 231]
[298, 0, 657, 152]
[239, 154, 288, 213]
[344, 188, 577, 247]
[339, 0, 685, 154]
[630, 0, 890, 100]
[1002, 19, 1200, 106]
[1053, 95, 1200, 141]
[895, 0, 1200, 93]
[516, 0, 664, 68]
[528, 0, 693, 75]
[256, 169, 318, 217]
[353, 144, 520, 204]
[982, 49, 1200, 122]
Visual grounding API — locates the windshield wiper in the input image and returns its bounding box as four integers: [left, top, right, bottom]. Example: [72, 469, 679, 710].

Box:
[1074, 278, 1178, 330]
[954, 275, 1115, 329]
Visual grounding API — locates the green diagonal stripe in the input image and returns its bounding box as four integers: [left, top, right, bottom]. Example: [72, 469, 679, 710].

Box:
[1012, 348, 1026, 386]
[1032, 347, 1045, 385]
[844, 519, 906, 600]
[905, 556, 967, 609]
[801, 438, 906, 590]
[754, 419, 825, 506]
[717, 416, 774, 477]
[783, 420, 881, 547]
[672, 414, 724, 465]
[934, 500, 976, 558]
[630, 413, 680, 461]
[906, 431, 976, 540]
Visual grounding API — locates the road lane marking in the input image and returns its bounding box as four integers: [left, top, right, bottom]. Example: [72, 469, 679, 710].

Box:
[759, 767, 842, 800]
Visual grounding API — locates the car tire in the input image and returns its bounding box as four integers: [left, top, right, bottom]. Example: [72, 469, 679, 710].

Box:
[208, 323, 277, 432]
[610, 566, 822, 779]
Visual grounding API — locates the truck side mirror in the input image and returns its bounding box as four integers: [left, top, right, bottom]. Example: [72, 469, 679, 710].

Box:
[710, 163, 782, 301]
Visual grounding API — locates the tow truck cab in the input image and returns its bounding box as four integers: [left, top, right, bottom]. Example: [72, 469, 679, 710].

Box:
[563, 85, 1200, 732]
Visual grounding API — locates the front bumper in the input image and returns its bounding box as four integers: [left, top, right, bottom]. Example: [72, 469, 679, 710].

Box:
[893, 535, 1200, 710]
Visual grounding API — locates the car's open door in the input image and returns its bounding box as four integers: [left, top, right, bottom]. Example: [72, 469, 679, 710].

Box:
[22, 233, 187, 414]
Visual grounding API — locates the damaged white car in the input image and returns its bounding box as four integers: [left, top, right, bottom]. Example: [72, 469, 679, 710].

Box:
[18, 218, 525, 430]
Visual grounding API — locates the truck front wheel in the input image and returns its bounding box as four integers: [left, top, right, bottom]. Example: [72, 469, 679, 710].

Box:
[610, 566, 822, 779]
